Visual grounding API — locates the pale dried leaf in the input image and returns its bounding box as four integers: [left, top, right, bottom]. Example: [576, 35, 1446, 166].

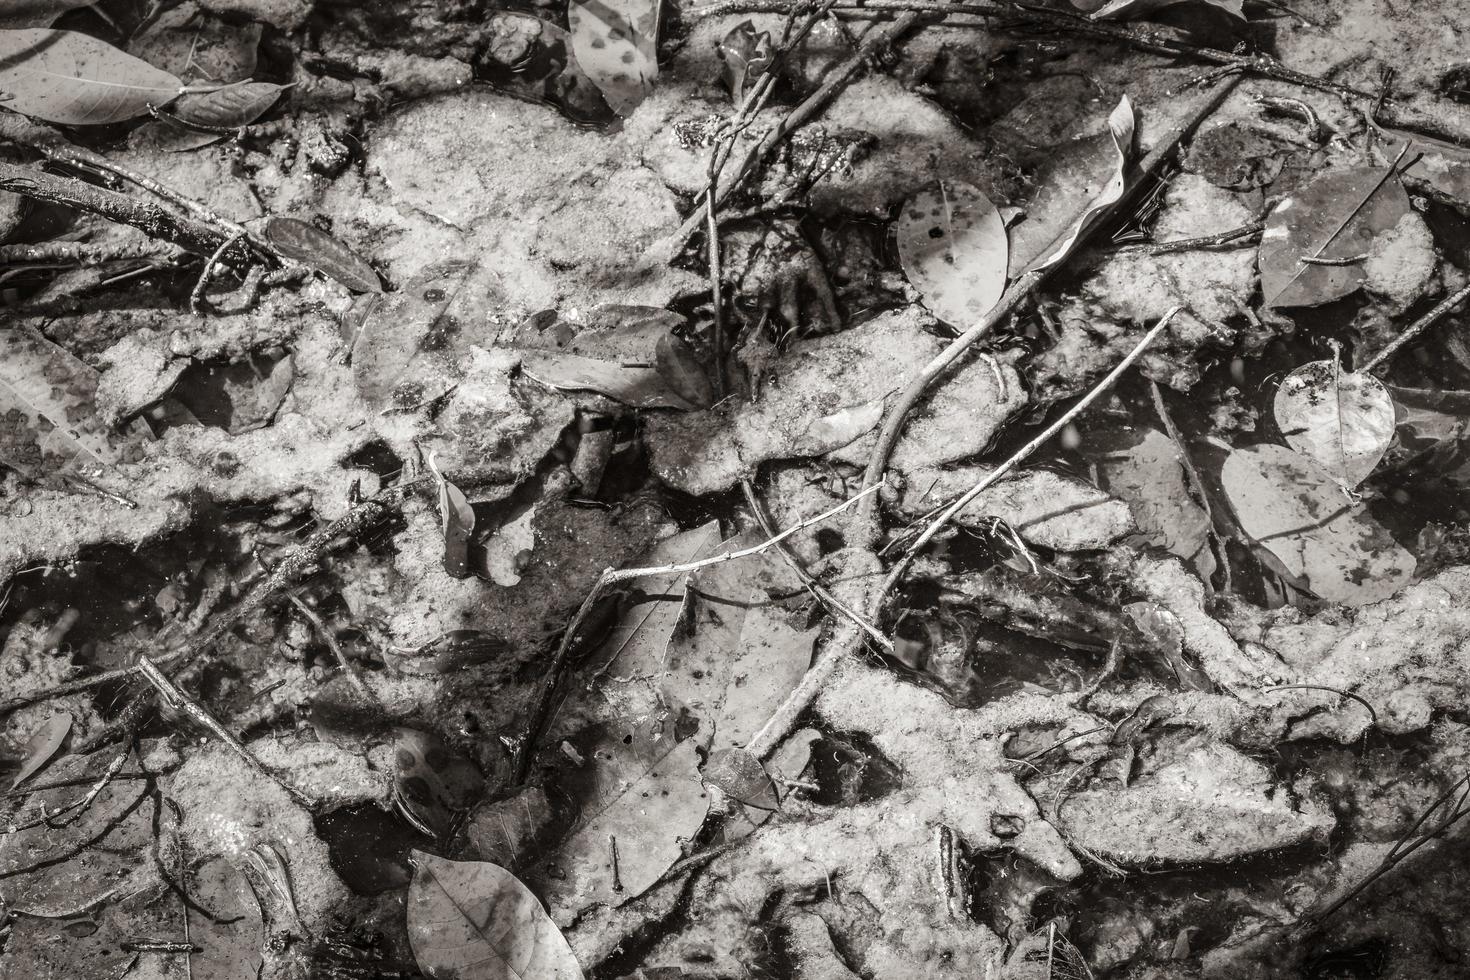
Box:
[1220, 444, 1414, 605]
[407, 851, 584, 980]
[1273, 359, 1394, 488]
[897, 179, 1007, 325]
[9, 712, 71, 790]
[567, 0, 658, 116]
[426, 454, 477, 579]
[0, 28, 181, 124]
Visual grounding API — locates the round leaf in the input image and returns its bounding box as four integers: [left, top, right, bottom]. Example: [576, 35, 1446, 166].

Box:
[896, 180, 1007, 326]
[1273, 359, 1394, 488]
[1220, 444, 1413, 605]
[407, 851, 584, 980]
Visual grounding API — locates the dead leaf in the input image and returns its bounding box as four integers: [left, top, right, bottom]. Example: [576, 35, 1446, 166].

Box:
[654, 333, 715, 409]
[172, 350, 294, 434]
[1220, 443, 1414, 605]
[0, 28, 182, 124]
[1273, 359, 1394, 488]
[517, 306, 701, 410]
[145, 80, 286, 151]
[389, 727, 486, 840]
[265, 216, 381, 293]
[0, 322, 147, 480]
[1089, 427, 1211, 563]
[659, 533, 818, 751]
[596, 521, 721, 677]
[1009, 95, 1134, 276]
[717, 19, 773, 104]
[407, 851, 584, 980]
[897, 179, 1008, 326]
[426, 455, 477, 579]
[567, 0, 659, 116]
[352, 260, 503, 413]
[536, 715, 707, 919]
[467, 786, 558, 871]
[9, 711, 71, 789]
[1259, 165, 1411, 308]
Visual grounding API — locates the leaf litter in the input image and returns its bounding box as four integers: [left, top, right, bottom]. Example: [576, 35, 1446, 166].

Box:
[6, 2, 1470, 979]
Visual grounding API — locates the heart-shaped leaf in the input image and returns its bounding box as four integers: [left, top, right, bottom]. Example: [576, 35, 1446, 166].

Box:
[897, 179, 1008, 326]
[1010, 95, 1135, 276]
[1273, 359, 1394, 488]
[567, 0, 658, 116]
[407, 851, 584, 980]
[1259, 165, 1410, 308]
[265, 216, 381, 293]
[0, 28, 181, 124]
[1220, 443, 1414, 605]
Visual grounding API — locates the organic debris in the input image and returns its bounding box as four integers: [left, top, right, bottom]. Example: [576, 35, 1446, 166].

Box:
[4, 0, 1470, 977]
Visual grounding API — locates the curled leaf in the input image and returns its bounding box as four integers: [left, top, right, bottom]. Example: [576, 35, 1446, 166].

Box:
[897, 179, 1008, 325]
[407, 851, 584, 980]
[426, 454, 476, 578]
[0, 28, 182, 124]
[1273, 359, 1394, 489]
[265, 216, 381, 293]
[567, 0, 658, 116]
[1010, 95, 1135, 276]
[717, 19, 773, 104]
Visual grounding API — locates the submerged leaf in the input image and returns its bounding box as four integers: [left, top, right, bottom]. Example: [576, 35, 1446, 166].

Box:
[389, 728, 485, 840]
[0, 323, 146, 479]
[9, 712, 71, 790]
[567, 0, 658, 116]
[1273, 359, 1394, 488]
[897, 179, 1008, 326]
[426, 455, 477, 578]
[407, 851, 584, 980]
[518, 307, 702, 410]
[1002, 922, 1094, 980]
[1220, 443, 1414, 605]
[654, 333, 714, 409]
[1009, 95, 1135, 276]
[265, 216, 381, 293]
[1258, 165, 1411, 308]
[0, 28, 181, 124]
[535, 715, 707, 918]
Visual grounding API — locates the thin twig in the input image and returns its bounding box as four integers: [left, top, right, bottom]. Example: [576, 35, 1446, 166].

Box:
[190, 231, 246, 313]
[287, 594, 378, 706]
[1263, 684, 1379, 728]
[135, 656, 313, 809]
[740, 479, 894, 654]
[890, 308, 1181, 588]
[1361, 279, 1470, 374]
[514, 481, 885, 782]
[1115, 220, 1262, 255]
[1149, 380, 1226, 593]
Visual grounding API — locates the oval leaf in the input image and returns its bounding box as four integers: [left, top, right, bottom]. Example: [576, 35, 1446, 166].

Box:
[897, 180, 1007, 326]
[0, 28, 181, 124]
[407, 851, 584, 980]
[1220, 443, 1414, 605]
[1273, 359, 1394, 488]
[265, 216, 381, 293]
[1259, 165, 1410, 309]
[9, 712, 71, 790]
[567, 0, 658, 116]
